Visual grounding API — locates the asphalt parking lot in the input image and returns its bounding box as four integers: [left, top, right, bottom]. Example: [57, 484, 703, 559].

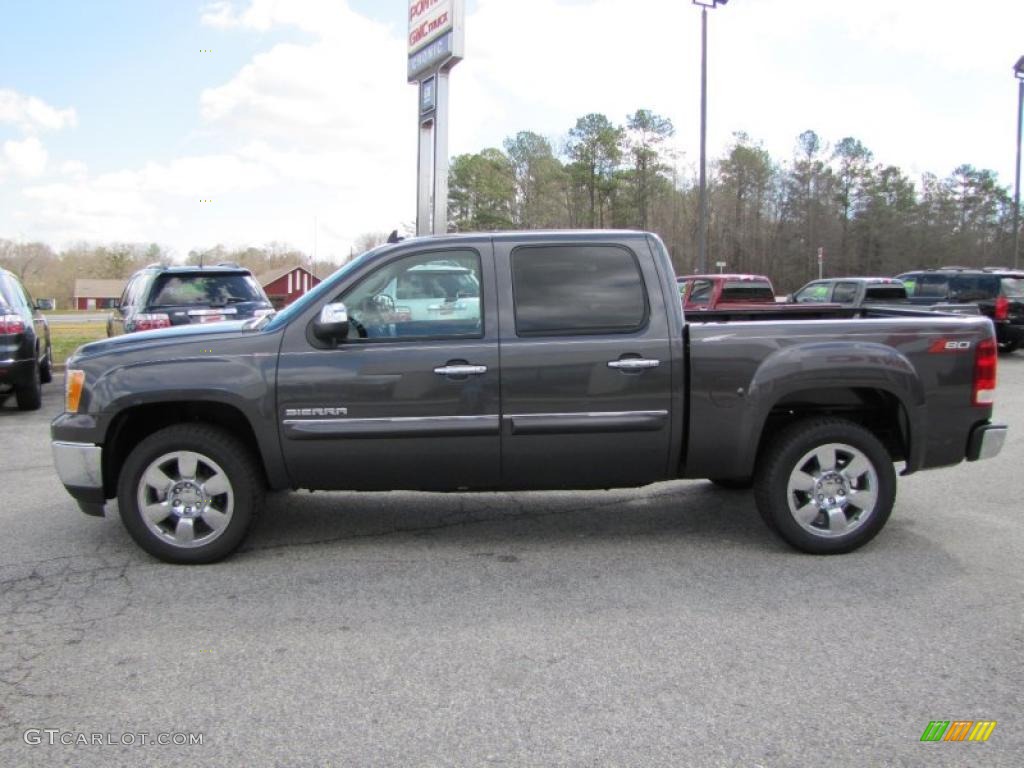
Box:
[2, 358, 1022, 767]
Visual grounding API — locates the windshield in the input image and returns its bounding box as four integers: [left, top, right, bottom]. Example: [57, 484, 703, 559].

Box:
[262, 248, 377, 331]
[150, 273, 264, 307]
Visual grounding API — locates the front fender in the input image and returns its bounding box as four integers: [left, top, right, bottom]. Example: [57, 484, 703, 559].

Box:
[92, 353, 287, 488]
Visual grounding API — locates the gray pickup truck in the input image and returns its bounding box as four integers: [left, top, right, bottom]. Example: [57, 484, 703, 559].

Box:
[51, 231, 1007, 563]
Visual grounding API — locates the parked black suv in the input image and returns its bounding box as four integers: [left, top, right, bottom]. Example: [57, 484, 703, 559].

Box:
[107, 264, 274, 336]
[0, 267, 52, 410]
[897, 268, 1024, 353]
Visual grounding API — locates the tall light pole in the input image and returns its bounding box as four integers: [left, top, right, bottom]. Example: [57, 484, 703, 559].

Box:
[1013, 56, 1024, 270]
[692, 0, 727, 274]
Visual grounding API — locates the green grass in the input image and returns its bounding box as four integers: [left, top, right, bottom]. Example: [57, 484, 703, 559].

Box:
[49, 321, 108, 365]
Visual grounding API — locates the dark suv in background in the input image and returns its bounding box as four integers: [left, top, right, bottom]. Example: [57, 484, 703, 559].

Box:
[0, 267, 52, 410]
[108, 264, 274, 336]
[897, 268, 1024, 353]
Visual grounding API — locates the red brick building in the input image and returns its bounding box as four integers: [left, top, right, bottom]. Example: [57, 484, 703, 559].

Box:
[73, 278, 126, 310]
[257, 265, 321, 308]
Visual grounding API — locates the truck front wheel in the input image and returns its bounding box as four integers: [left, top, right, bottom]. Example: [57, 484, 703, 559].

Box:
[117, 424, 264, 564]
[754, 418, 896, 554]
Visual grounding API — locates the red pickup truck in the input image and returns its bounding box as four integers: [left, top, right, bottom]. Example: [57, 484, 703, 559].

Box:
[677, 274, 784, 310]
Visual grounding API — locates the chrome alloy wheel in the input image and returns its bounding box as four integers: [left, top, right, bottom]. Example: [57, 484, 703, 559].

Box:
[135, 450, 235, 548]
[785, 442, 879, 538]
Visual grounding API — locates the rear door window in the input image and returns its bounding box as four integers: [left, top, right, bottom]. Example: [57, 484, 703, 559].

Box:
[949, 275, 1000, 301]
[832, 282, 859, 303]
[511, 245, 647, 335]
[907, 275, 949, 298]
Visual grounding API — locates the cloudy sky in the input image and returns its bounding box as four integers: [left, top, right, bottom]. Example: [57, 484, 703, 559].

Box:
[2, 0, 1023, 262]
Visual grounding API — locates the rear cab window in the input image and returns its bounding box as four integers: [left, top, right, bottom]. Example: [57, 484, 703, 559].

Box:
[511, 244, 648, 335]
[864, 285, 907, 301]
[720, 281, 774, 302]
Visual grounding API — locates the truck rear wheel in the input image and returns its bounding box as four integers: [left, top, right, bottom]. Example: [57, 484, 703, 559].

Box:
[754, 418, 895, 554]
[117, 424, 264, 564]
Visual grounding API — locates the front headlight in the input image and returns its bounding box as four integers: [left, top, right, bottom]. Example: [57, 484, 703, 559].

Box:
[65, 369, 85, 413]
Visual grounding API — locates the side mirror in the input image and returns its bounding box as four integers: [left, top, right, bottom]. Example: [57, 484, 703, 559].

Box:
[785, 294, 794, 303]
[313, 302, 349, 344]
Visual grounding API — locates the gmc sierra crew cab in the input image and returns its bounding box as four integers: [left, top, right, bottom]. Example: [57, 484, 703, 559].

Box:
[51, 231, 1007, 563]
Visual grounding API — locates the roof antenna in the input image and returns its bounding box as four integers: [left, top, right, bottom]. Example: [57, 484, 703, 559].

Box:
[386, 229, 403, 244]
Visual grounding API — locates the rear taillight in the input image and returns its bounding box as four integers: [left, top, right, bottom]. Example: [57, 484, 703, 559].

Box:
[131, 313, 171, 332]
[994, 295, 1009, 322]
[972, 337, 997, 406]
[0, 314, 26, 334]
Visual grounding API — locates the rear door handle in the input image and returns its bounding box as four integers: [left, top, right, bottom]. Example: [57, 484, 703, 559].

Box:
[607, 358, 660, 371]
[434, 364, 488, 376]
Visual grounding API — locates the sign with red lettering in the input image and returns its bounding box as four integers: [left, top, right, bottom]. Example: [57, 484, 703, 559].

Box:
[407, 0, 463, 81]
[409, 0, 452, 54]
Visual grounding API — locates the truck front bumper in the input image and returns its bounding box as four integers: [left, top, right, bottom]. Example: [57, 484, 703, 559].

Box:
[51, 441, 106, 516]
[966, 424, 1008, 462]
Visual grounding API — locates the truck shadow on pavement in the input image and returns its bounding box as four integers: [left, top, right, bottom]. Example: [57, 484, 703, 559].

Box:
[237, 481, 876, 559]
[239, 481, 776, 556]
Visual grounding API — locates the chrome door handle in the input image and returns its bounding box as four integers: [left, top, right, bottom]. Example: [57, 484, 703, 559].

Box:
[434, 364, 488, 376]
[607, 358, 661, 371]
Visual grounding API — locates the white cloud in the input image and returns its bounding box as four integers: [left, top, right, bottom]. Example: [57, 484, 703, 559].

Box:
[0, 89, 78, 133]
[7, 0, 1024, 260]
[3, 136, 49, 178]
[60, 160, 89, 180]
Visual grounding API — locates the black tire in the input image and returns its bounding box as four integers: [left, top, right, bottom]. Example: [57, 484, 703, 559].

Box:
[997, 339, 1019, 354]
[708, 477, 753, 490]
[39, 343, 53, 384]
[117, 424, 264, 564]
[15, 357, 42, 411]
[754, 417, 896, 554]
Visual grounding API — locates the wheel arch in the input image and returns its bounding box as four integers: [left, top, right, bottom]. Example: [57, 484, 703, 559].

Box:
[102, 400, 280, 499]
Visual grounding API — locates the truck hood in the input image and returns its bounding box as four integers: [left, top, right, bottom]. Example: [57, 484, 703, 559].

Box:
[71, 320, 258, 361]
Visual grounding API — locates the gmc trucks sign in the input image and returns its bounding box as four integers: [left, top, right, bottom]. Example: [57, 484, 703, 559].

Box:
[408, 0, 451, 52]
[407, 0, 463, 81]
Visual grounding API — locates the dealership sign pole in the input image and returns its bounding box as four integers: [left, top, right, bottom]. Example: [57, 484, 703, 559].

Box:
[409, 0, 464, 236]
